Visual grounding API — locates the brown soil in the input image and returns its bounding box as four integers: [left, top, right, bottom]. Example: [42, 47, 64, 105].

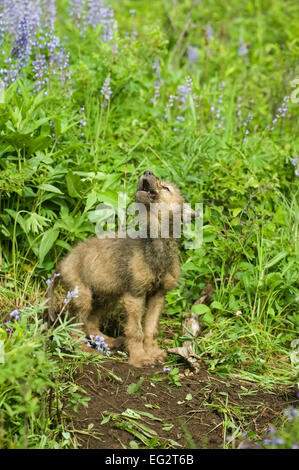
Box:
[69, 357, 297, 449]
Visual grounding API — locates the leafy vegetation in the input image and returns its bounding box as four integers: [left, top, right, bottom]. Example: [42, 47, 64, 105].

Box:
[0, 0, 298, 449]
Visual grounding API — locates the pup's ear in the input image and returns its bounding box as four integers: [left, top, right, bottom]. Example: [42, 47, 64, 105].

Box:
[182, 203, 198, 220]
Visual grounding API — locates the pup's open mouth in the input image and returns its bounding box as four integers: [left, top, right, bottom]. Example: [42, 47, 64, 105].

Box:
[136, 174, 159, 203]
[140, 178, 157, 196]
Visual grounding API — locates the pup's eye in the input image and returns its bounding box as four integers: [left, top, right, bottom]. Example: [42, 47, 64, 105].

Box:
[163, 186, 170, 192]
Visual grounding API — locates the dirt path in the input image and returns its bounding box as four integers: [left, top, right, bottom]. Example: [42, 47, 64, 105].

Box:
[70, 359, 297, 449]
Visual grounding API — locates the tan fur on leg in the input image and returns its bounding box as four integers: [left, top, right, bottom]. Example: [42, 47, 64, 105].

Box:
[122, 293, 152, 367]
[143, 290, 166, 362]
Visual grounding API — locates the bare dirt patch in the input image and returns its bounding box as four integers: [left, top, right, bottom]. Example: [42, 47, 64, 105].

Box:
[69, 358, 297, 449]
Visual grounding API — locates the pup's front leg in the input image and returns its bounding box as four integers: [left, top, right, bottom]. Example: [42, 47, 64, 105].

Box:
[143, 290, 167, 363]
[122, 293, 153, 367]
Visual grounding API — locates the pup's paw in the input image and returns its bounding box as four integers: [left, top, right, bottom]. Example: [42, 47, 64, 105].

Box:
[150, 348, 167, 363]
[109, 335, 125, 349]
[129, 354, 155, 368]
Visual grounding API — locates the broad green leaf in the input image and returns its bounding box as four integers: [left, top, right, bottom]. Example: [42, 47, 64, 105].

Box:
[202, 311, 214, 326]
[232, 207, 243, 217]
[39, 229, 59, 263]
[29, 135, 52, 154]
[85, 190, 99, 212]
[66, 172, 82, 198]
[38, 183, 64, 194]
[191, 304, 211, 315]
[126, 377, 144, 395]
[210, 301, 223, 310]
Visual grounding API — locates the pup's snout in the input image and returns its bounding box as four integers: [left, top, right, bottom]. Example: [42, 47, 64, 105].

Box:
[143, 171, 154, 177]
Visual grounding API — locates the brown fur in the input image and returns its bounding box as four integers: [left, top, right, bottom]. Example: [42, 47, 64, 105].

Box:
[47, 172, 195, 367]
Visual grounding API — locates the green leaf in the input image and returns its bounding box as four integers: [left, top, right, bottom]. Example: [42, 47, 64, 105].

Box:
[202, 311, 214, 326]
[133, 409, 162, 421]
[1, 131, 33, 150]
[232, 207, 243, 217]
[106, 370, 123, 383]
[162, 423, 174, 431]
[85, 190, 99, 212]
[28, 135, 52, 154]
[66, 172, 82, 198]
[191, 304, 211, 315]
[55, 240, 72, 251]
[101, 414, 111, 425]
[39, 228, 59, 263]
[210, 301, 223, 310]
[265, 251, 288, 270]
[126, 377, 144, 394]
[38, 183, 64, 194]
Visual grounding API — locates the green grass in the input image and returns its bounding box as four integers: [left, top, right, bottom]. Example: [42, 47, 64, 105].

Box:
[0, 0, 298, 448]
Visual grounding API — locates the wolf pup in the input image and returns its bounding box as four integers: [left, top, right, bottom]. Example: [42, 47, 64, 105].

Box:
[47, 171, 196, 367]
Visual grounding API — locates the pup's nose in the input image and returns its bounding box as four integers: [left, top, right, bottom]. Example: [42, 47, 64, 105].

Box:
[143, 171, 153, 177]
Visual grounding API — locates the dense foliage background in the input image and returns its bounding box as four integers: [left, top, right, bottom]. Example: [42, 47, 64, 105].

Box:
[0, 0, 298, 448]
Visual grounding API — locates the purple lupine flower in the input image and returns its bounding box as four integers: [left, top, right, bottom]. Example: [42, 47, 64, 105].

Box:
[271, 437, 285, 445]
[236, 101, 242, 122]
[32, 51, 49, 91]
[164, 76, 195, 125]
[283, 407, 299, 421]
[69, 0, 87, 31]
[205, 25, 214, 42]
[86, 334, 111, 356]
[101, 73, 112, 106]
[11, 17, 31, 65]
[64, 286, 79, 304]
[239, 442, 250, 449]
[70, 0, 116, 42]
[9, 309, 20, 321]
[0, 1, 70, 90]
[187, 46, 199, 63]
[211, 82, 226, 131]
[150, 58, 162, 106]
[177, 85, 191, 109]
[263, 438, 272, 445]
[164, 93, 177, 118]
[242, 113, 253, 141]
[0, 13, 8, 48]
[290, 157, 299, 176]
[238, 37, 249, 56]
[46, 272, 61, 286]
[266, 96, 289, 131]
[40, 0, 56, 29]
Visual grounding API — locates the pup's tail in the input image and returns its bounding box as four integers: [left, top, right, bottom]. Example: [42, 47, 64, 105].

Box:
[46, 272, 61, 325]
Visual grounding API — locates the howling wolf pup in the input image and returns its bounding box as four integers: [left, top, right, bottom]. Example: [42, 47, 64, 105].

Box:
[47, 171, 196, 367]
